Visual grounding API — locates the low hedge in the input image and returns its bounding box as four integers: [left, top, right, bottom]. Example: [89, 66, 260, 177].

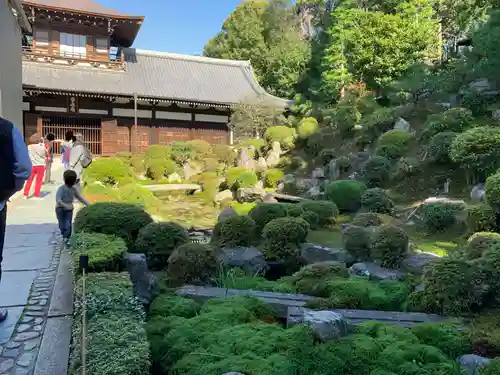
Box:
[69, 273, 150, 375]
[70, 233, 127, 274]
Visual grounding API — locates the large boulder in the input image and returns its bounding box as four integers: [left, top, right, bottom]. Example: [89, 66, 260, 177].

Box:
[471, 183, 485, 203]
[301, 243, 353, 264]
[124, 253, 157, 305]
[326, 159, 339, 181]
[402, 252, 440, 274]
[305, 186, 323, 199]
[183, 162, 203, 180]
[349, 262, 406, 281]
[237, 147, 255, 170]
[214, 189, 234, 205]
[263, 193, 278, 203]
[218, 247, 269, 275]
[236, 187, 266, 203]
[217, 207, 239, 223]
[287, 307, 349, 342]
[456, 354, 491, 375]
[312, 167, 325, 179]
[393, 117, 411, 132]
[257, 157, 267, 171]
[265, 141, 282, 168]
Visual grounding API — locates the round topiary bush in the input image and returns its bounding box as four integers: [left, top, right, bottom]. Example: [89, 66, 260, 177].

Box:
[451, 127, 500, 173]
[300, 210, 320, 229]
[74, 202, 153, 248]
[422, 107, 473, 140]
[290, 262, 348, 296]
[297, 117, 319, 138]
[213, 144, 236, 165]
[343, 225, 372, 261]
[466, 204, 495, 233]
[249, 203, 288, 235]
[211, 215, 256, 248]
[145, 145, 171, 160]
[187, 140, 212, 159]
[427, 131, 458, 164]
[361, 188, 394, 215]
[281, 203, 304, 217]
[83, 157, 134, 186]
[361, 156, 392, 188]
[351, 212, 384, 228]
[262, 217, 310, 261]
[298, 200, 339, 228]
[422, 203, 458, 233]
[135, 222, 190, 270]
[145, 158, 177, 181]
[485, 172, 500, 208]
[167, 243, 219, 285]
[465, 232, 500, 260]
[264, 125, 296, 149]
[264, 168, 285, 188]
[371, 225, 409, 268]
[325, 180, 366, 213]
[375, 130, 412, 160]
[234, 170, 258, 189]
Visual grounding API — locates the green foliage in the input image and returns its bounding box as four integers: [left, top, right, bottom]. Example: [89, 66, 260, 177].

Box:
[371, 225, 409, 268]
[230, 202, 257, 216]
[128, 154, 146, 175]
[239, 138, 267, 153]
[282, 203, 304, 217]
[192, 172, 221, 201]
[422, 108, 473, 140]
[297, 117, 319, 138]
[249, 203, 288, 235]
[83, 157, 134, 186]
[145, 144, 171, 160]
[305, 132, 325, 157]
[485, 172, 500, 207]
[465, 232, 500, 260]
[264, 168, 285, 188]
[290, 262, 348, 297]
[70, 233, 126, 274]
[358, 107, 397, 144]
[150, 294, 200, 319]
[422, 203, 458, 234]
[235, 170, 258, 189]
[361, 156, 392, 188]
[480, 358, 500, 375]
[262, 217, 310, 261]
[117, 184, 158, 209]
[450, 127, 500, 174]
[318, 148, 336, 165]
[167, 243, 220, 285]
[264, 126, 296, 149]
[361, 188, 394, 215]
[187, 140, 212, 159]
[343, 225, 372, 262]
[134, 222, 190, 270]
[298, 200, 339, 228]
[226, 167, 250, 187]
[376, 130, 412, 160]
[466, 204, 495, 233]
[213, 144, 236, 166]
[212, 215, 256, 248]
[482, 244, 500, 298]
[145, 158, 177, 181]
[170, 141, 195, 165]
[411, 323, 469, 358]
[352, 212, 384, 228]
[427, 132, 458, 164]
[325, 179, 366, 213]
[74, 202, 153, 248]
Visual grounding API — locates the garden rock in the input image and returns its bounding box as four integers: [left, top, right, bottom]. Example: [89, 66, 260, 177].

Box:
[183, 162, 203, 180]
[217, 207, 238, 223]
[393, 117, 411, 131]
[124, 253, 157, 305]
[456, 354, 491, 375]
[284, 174, 296, 183]
[265, 141, 282, 168]
[167, 172, 182, 183]
[237, 147, 255, 170]
[306, 186, 323, 199]
[214, 189, 234, 205]
[287, 307, 349, 342]
[257, 157, 267, 171]
[263, 193, 278, 203]
[402, 252, 440, 274]
[312, 168, 325, 179]
[295, 178, 317, 190]
[218, 247, 269, 275]
[349, 262, 406, 281]
[301, 243, 353, 264]
[236, 187, 266, 203]
[470, 183, 485, 203]
[326, 159, 339, 180]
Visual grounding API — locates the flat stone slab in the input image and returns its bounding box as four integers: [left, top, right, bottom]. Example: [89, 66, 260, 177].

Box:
[33, 316, 72, 375]
[48, 250, 73, 318]
[0, 307, 24, 344]
[142, 184, 201, 192]
[0, 271, 37, 307]
[2, 246, 54, 271]
[269, 193, 304, 202]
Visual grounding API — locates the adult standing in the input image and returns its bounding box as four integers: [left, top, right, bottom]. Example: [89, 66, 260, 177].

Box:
[0, 117, 32, 322]
[23, 134, 48, 200]
[60, 131, 74, 170]
[69, 133, 93, 191]
[43, 133, 55, 185]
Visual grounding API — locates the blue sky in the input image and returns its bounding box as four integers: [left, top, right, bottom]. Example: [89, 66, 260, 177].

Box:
[98, 0, 242, 55]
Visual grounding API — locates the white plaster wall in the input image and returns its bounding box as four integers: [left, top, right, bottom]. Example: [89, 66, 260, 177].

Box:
[0, 0, 23, 133]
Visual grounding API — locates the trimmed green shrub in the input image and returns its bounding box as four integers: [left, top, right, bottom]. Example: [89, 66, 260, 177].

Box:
[297, 117, 319, 138]
[486, 172, 500, 207]
[128, 154, 146, 175]
[74, 202, 153, 248]
[226, 167, 249, 187]
[212, 215, 256, 248]
[465, 232, 500, 260]
[145, 144, 171, 159]
[167, 243, 219, 284]
[135, 222, 190, 270]
[289, 262, 349, 297]
[371, 225, 409, 268]
[230, 202, 257, 216]
[422, 107, 473, 140]
[351, 212, 384, 228]
[325, 179, 366, 213]
[282, 203, 304, 217]
[145, 158, 177, 180]
[298, 200, 339, 228]
[213, 144, 236, 165]
[466, 204, 495, 233]
[427, 131, 458, 164]
[361, 188, 394, 214]
[305, 132, 324, 157]
[375, 130, 412, 160]
[451, 127, 500, 174]
[150, 294, 200, 318]
[118, 184, 158, 209]
[482, 244, 500, 298]
[238, 138, 266, 157]
[234, 170, 258, 189]
[343, 225, 372, 261]
[83, 157, 134, 186]
[300, 210, 320, 229]
[361, 156, 392, 188]
[422, 203, 458, 233]
[262, 217, 310, 261]
[249, 203, 288, 235]
[411, 323, 470, 358]
[192, 172, 221, 201]
[170, 141, 195, 164]
[187, 140, 212, 159]
[70, 233, 127, 274]
[264, 168, 285, 188]
[318, 149, 336, 165]
[264, 125, 296, 149]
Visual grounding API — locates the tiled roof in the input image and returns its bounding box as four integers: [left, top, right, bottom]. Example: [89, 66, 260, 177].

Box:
[22, 0, 139, 18]
[22, 49, 292, 107]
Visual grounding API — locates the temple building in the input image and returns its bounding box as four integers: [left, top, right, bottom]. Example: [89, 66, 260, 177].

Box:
[20, 0, 291, 155]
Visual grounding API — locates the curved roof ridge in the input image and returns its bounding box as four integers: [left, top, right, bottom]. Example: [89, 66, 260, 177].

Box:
[22, 0, 143, 19]
[240, 64, 294, 106]
[135, 49, 251, 67]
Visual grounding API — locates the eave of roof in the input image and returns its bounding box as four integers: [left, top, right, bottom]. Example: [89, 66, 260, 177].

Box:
[10, 0, 32, 32]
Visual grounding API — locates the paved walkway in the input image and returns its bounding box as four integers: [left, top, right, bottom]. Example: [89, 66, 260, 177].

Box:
[0, 166, 73, 375]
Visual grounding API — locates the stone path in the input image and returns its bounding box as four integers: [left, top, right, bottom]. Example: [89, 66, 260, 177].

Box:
[0, 166, 73, 375]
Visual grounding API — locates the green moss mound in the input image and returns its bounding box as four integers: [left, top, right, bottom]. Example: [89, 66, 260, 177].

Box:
[249, 203, 288, 235]
[262, 217, 310, 261]
[212, 215, 256, 248]
[371, 225, 409, 268]
[167, 243, 220, 284]
[298, 200, 339, 228]
[361, 188, 394, 215]
[325, 179, 366, 213]
[465, 232, 500, 260]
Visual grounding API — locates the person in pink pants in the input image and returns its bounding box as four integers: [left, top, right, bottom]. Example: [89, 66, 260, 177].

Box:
[24, 133, 47, 200]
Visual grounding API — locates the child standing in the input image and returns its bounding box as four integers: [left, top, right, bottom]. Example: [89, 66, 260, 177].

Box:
[56, 170, 88, 244]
